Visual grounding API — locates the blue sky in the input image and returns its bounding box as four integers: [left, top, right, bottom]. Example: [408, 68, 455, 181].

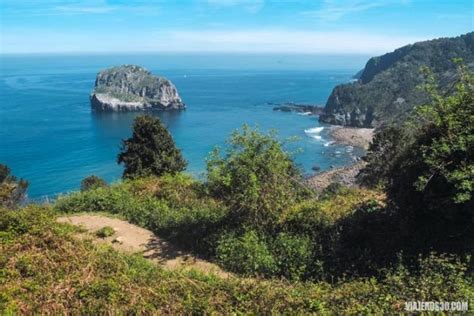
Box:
[0, 0, 472, 54]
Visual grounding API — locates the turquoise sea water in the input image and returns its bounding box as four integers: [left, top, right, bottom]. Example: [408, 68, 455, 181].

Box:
[0, 54, 368, 199]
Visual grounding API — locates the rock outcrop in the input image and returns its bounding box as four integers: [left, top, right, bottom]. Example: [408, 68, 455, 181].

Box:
[319, 32, 474, 127]
[90, 65, 185, 112]
[272, 102, 324, 115]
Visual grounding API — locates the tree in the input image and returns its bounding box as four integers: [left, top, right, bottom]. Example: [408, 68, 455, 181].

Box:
[80, 175, 108, 192]
[206, 125, 307, 229]
[0, 164, 28, 208]
[118, 115, 187, 179]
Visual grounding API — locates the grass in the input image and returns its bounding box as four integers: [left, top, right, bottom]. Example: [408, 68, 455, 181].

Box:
[1, 200, 472, 313]
[95, 226, 115, 238]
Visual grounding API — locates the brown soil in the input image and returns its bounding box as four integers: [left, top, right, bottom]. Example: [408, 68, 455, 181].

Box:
[57, 215, 230, 278]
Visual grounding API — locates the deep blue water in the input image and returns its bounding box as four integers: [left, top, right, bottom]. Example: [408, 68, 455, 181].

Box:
[0, 54, 368, 199]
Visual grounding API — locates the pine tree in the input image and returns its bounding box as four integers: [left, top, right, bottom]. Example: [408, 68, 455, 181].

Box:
[118, 115, 187, 178]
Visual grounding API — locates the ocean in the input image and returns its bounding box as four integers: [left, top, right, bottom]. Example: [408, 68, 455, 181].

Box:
[0, 53, 369, 199]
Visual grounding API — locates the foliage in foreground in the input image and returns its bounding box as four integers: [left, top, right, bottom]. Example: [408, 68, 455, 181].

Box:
[57, 122, 473, 281]
[1, 206, 472, 314]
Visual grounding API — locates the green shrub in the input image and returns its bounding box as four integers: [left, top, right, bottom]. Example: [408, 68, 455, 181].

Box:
[118, 115, 187, 179]
[54, 184, 163, 228]
[81, 175, 108, 192]
[206, 125, 307, 230]
[271, 233, 314, 280]
[216, 230, 277, 277]
[95, 226, 115, 238]
[383, 253, 473, 302]
[320, 182, 345, 198]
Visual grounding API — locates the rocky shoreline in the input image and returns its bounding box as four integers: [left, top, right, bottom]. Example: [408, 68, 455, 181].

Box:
[328, 126, 374, 149]
[306, 126, 374, 191]
[306, 161, 367, 192]
[271, 102, 324, 115]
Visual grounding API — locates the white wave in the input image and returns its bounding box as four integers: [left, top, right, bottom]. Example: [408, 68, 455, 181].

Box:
[307, 135, 322, 140]
[297, 112, 312, 116]
[324, 141, 335, 147]
[304, 127, 324, 134]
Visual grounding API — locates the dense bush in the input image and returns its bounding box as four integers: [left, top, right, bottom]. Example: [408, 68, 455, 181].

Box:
[216, 230, 277, 277]
[206, 125, 308, 230]
[271, 233, 314, 280]
[118, 115, 187, 179]
[0, 164, 28, 208]
[80, 175, 108, 192]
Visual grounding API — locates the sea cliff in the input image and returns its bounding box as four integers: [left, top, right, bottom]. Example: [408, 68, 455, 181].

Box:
[319, 32, 474, 127]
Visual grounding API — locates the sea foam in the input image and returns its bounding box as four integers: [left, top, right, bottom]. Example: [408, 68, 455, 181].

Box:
[304, 126, 324, 140]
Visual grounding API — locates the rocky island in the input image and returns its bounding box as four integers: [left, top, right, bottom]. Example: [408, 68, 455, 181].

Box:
[90, 65, 185, 112]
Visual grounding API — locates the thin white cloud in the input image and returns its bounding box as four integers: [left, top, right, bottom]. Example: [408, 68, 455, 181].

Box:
[303, 0, 407, 22]
[1, 1, 160, 17]
[206, 0, 264, 13]
[53, 5, 117, 14]
[1, 28, 427, 54]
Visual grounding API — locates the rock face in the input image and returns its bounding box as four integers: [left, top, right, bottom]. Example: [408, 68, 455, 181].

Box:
[272, 102, 324, 115]
[319, 32, 474, 127]
[90, 65, 185, 112]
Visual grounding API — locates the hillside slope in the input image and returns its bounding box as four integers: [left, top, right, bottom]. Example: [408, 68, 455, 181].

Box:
[319, 32, 474, 127]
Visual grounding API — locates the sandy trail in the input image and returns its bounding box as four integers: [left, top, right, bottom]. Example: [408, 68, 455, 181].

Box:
[58, 215, 229, 278]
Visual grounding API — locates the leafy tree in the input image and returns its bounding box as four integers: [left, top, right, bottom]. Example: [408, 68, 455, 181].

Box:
[206, 125, 307, 229]
[118, 115, 187, 179]
[0, 163, 28, 208]
[80, 175, 108, 192]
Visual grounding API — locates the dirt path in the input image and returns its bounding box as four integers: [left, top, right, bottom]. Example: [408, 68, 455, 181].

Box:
[58, 215, 229, 278]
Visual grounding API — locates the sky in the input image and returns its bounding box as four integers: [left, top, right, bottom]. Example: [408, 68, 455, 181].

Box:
[0, 0, 472, 55]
